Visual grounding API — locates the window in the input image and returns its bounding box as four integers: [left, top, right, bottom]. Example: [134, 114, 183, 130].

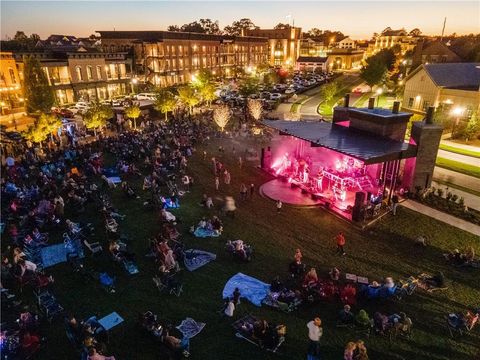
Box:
[8, 68, 17, 84]
[86, 66, 93, 80]
[75, 66, 83, 81]
[422, 100, 430, 111]
[408, 98, 414, 108]
[96, 65, 102, 79]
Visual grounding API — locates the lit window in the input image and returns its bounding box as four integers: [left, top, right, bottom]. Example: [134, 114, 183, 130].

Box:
[96, 65, 102, 79]
[75, 66, 83, 81]
[8, 68, 17, 84]
[86, 66, 93, 80]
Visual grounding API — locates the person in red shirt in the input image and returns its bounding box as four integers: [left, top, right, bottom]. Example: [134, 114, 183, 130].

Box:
[335, 232, 346, 256]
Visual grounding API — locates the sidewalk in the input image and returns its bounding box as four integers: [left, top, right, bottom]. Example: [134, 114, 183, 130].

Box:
[433, 167, 480, 193]
[441, 139, 480, 153]
[400, 200, 480, 236]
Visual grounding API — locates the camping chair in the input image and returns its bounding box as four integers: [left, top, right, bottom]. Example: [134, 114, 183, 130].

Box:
[83, 239, 102, 255]
[153, 275, 183, 296]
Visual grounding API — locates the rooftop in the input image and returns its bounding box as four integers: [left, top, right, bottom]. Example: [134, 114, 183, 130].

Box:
[423, 62, 480, 90]
[296, 56, 328, 63]
[263, 120, 415, 164]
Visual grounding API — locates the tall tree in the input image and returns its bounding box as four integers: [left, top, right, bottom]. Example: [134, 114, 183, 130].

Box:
[199, 19, 221, 34]
[124, 103, 142, 129]
[247, 99, 263, 121]
[464, 111, 479, 142]
[22, 114, 51, 147]
[319, 81, 338, 103]
[154, 89, 177, 121]
[360, 59, 387, 92]
[223, 18, 258, 36]
[23, 55, 55, 113]
[199, 83, 217, 106]
[180, 22, 205, 33]
[41, 112, 62, 143]
[167, 25, 180, 32]
[274, 23, 290, 30]
[177, 85, 199, 115]
[213, 105, 231, 132]
[82, 101, 113, 137]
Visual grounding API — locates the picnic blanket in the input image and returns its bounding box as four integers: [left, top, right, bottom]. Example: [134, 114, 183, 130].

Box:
[193, 228, 219, 238]
[176, 318, 205, 339]
[40, 241, 84, 268]
[222, 273, 270, 307]
[103, 167, 119, 177]
[124, 261, 139, 275]
[184, 250, 216, 271]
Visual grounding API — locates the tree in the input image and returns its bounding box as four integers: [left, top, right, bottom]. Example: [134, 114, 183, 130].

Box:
[22, 115, 50, 147]
[177, 85, 199, 115]
[180, 22, 205, 33]
[223, 18, 258, 36]
[167, 25, 180, 32]
[409, 28, 422, 37]
[199, 83, 217, 106]
[360, 57, 387, 91]
[307, 28, 323, 38]
[464, 111, 480, 142]
[319, 81, 338, 103]
[40, 112, 62, 143]
[274, 23, 290, 30]
[83, 102, 113, 137]
[154, 89, 177, 121]
[213, 105, 231, 132]
[23, 55, 55, 114]
[199, 19, 221, 34]
[248, 99, 263, 121]
[238, 76, 260, 98]
[124, 104, 142, 129]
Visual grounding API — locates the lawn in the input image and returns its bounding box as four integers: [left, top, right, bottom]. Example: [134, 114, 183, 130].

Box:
[23, 135, 479, 360]
[439, 144, 480, 159]
[318, 76, 363, 116]
[436, 157, 480, 179]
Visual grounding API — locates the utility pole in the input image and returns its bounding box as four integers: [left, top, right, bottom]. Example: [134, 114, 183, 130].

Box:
[440, 17, 446, 41]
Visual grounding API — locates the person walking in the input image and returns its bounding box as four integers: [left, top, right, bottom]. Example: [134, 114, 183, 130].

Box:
[240, 183, 248, 200]
[335, 231, 346, 256]
[249, 184, 255, 197]
[391, 193, 399, 216]
[215, 177, 220, 191]
[276, 200, 283, 213]
[224, 170, 231, 185]
[306, 317, 323, 360]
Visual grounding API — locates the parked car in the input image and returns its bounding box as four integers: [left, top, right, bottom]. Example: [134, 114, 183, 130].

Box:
[284, 88, 296, 95]
[135, 93, 156, 101]
[52, 107, 75, 119]
[270, 93, 282, 101]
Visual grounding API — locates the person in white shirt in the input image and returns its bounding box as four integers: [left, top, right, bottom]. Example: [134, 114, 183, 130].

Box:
[307, 317, 323, 359]
[224, 299, 235, 317]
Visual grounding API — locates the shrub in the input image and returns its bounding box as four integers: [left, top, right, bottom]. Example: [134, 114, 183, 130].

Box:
[446, 191, 452, 201]
[458, 197, 465, 207]
[451, 194, 458, 203]
[437, 188, 444, 198]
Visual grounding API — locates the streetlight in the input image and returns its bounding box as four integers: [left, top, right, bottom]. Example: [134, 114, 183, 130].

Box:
[376, 88, 383, 107]
[451, 106, 464, 136]
[131, 78, 138, 94]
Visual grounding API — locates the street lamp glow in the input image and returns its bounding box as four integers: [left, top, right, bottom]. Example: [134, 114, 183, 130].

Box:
[376, 88, 383, 95]
[402, 60, 407, 65]
[451, 107, 464, 116]
[131, 78, 138, 84]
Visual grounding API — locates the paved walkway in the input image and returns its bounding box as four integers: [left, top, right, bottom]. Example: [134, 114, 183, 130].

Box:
[433, 167, 480, 193]
[437, 149, 480, 166]
[401, 200, 480, 236]
[441, 139, 480, 153]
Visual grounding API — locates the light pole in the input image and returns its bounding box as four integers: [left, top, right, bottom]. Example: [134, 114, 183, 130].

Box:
[131, 78, 138, 94]
[376, 88, 383, 107]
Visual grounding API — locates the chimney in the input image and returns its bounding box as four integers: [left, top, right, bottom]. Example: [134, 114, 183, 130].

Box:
[425, 106, 435, 124]
[368, 97, 375, 109]
[392, 101, 400, 114]
[344, 94, 350, 108]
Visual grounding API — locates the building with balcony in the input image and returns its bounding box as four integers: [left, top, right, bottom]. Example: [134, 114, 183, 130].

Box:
[373, 28, 419, 55]
[14, 48, 132, 104]
[97, 31, 269, 87]
[299, 38, 328, 57]
[243, 27, 302, 67]
[0, 52, 23, 114]
[402, 63, 480, 116]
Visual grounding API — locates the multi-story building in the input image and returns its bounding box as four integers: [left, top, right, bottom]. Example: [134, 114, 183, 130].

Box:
[299, 38, 328, 57]
[411, 39, 462, 69]
[97, 31, 269, 87]
[244, 27, 302, 67]
[0, 52, 23, 114]
[327, 49, 364, 70]
[14, 48, 132, 104]
[337, 37, 356, 49]
[374, 28, 419, 55]
[402, 63, 480, 116]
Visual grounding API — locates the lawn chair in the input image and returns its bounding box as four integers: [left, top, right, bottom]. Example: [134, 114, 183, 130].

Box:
[153, 275, 183, 296]
[83, 239, 102, 254]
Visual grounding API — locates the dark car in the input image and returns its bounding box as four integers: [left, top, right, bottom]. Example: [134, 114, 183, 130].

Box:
[53, 108, 75, 119]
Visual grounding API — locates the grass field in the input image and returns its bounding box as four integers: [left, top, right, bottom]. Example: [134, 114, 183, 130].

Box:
[317, 77, 363, 116]
[22, 135, 480, 360]
[436, 157, 480, 179]
[439, 144, 480, 159]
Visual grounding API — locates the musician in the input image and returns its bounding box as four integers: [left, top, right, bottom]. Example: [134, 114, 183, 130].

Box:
[316, 170, 323, 192]
[303, 165, 309, 183]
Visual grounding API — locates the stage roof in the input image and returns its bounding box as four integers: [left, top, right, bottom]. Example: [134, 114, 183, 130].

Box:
[263, 120, 416, 164]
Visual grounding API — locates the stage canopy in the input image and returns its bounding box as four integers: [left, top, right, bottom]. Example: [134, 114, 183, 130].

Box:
[263, 120, 416, 165]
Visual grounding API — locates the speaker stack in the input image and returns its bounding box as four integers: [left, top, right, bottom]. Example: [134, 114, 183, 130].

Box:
[352, 191, 366, 222]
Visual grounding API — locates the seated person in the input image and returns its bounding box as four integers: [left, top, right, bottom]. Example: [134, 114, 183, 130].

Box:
[143, 176, 152, 190]
[252, 319, 268, 343]
[303, 268, 319, 288]
[393, 312, 413, 334]
[373, 312, 389, 334]
[355, 309, 371, 328]
[87, 347, 115, 360]
[340, 284, 357, 306]
[338, 305, 355, 325]
[288, 259, 305, 279]
[163, 330, 190, 356]
[425, 271, 446, 288]
[211, 216, 223, 233]
[163, 249, 179, 272]
[379, 277, 396, 297]
[465, 310, 480, 330]
[109, 241, 135, 262]
[121, 182, 137, 198]
[364, 281, 381, 299]
[160, 209, 176, 223]
[206, 197, 213, 209]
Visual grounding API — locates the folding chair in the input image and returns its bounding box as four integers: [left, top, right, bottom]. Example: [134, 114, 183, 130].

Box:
[83, 239, 103, 255]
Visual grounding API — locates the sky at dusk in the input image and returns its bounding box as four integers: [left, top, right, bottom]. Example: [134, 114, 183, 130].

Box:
[1, 1, 478, 40]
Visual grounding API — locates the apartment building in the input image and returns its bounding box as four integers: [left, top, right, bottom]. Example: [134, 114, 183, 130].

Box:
[374, 28, 419, 55]
[97, 31, 269, 87]
[0, 52, 23, 114]
[243, 27, 302, 67]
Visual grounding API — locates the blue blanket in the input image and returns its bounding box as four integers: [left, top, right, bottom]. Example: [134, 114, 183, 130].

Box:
[40, 244, 68, 268]
[184, 249, 216, 271]
[103, 167, 119, 177]
[176, 318, 205, 339]
[222, 273, 270, 307]
[193, 228, 219, 238]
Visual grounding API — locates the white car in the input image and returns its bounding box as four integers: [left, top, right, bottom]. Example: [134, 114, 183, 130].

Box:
[135, 93, 156, 101]
[67, 106, 80, 115]
[270, 93, 282, 100]
[284, 88, 296, 95]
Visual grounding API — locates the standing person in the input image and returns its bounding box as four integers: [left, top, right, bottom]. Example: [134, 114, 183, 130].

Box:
[294, 248, 303, 263]
[240, 183, 247, 200]
[276, 200, 282, 213]
[306, 317, 323, 360]
[224, 170, 231, 185]
[232, 287, 241, 305]
[223, 298, 235, 317]
[335, 231, 346, 256]
[391, 193, 399, 216]
[249, 184, 255, 197]
[215, 177, 220, 191]
[238, 156, 243, 169]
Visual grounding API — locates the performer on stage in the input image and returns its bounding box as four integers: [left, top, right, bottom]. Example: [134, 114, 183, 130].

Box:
[303, 165, 309, 183]
[316, 170, 323, 192]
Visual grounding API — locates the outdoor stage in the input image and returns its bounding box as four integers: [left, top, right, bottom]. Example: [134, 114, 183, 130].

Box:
[260, 179, 322, 207]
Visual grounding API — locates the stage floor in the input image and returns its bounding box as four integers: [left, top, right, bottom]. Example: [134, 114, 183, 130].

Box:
[260, 179, 322, 206]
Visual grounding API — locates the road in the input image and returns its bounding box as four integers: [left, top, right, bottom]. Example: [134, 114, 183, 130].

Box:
[433, 166, 480, 193]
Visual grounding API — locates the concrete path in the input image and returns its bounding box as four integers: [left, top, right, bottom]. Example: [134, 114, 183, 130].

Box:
[433, 167, 480, 193]
[437, 149, 480, 167]
[401, 200, 480, 237]
[441, 139, 480, 153]
[431, 180, 480, 211]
